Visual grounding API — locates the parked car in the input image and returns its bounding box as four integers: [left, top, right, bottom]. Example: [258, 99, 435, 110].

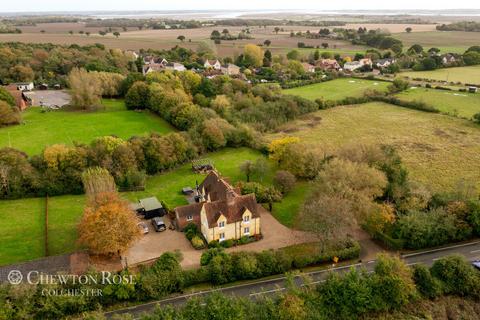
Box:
[152, 217, 167, 232]
[137, 222, 149, 234]
[472, 260, 480, 271]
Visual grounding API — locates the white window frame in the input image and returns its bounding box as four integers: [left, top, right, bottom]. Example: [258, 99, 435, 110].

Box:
[187, 215, 193, 221]
[218, 221, 225, 228]
[243, 215, 250, 223]
[219, 232, 225, 241]
[243, 227, 250, 235]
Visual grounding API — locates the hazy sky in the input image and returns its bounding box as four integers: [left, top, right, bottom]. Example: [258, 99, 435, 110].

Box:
[1, 0, 479, 12]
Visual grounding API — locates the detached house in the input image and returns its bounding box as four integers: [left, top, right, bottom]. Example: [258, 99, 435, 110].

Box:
[204, 59, 222, 70]
[221, 63, 241, 76]
[375, 58, 396, 69]
[441, 53, 457, 66]
[316, 59, 341, 71]
[175, 171, 261, 243]
[301, 63, 316, 73]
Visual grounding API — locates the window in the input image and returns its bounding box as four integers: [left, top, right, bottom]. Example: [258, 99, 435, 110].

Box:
[243, 215, 250, 223]
[219, 233, 225, 241]
[244, 227, 250, 235]
[218, 221, 225, 228]
[187, 215, 193, 221]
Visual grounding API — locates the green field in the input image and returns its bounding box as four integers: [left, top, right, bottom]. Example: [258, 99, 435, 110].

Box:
[0, 148, 272, 266]
[393, 31, 478, 54]
[396, 87, 480, 119]
[271, 181, 312, 228]
[0, 99, 175, 155]
[400, 66, 480, 85]
[283, 78, 390, 101]
[270, 102, 480, 193]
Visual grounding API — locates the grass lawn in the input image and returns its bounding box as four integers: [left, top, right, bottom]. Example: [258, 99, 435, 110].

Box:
[269, 102, 480, 193]
[283, 78, 390, 101]
[271, 181, 312, 228]
[0, 99, 175, 155]
[396, 87, 480, 119]
[0, 148, 273, 266]
[0, 198, 45, 266]
[400, 66, 480, 85]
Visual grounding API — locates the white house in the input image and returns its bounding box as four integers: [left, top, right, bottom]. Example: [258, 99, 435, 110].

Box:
[166, 62, 187, 72]
[204, 59, 222, 70]
[376, 58, 396, 69]
[221, 63, 241, 76]
[15, 82, 34, 91]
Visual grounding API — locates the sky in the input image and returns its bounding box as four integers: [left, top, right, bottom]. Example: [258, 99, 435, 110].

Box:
[1, 0, 480, 13]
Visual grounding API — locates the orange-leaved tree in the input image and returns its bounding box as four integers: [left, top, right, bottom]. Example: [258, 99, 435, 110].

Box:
[78, 192, 141, 256]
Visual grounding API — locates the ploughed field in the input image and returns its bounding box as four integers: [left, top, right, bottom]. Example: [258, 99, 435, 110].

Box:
[0, 99, 174, 155]
[282, 78, 390, 101]
[270, 102, 480, 193]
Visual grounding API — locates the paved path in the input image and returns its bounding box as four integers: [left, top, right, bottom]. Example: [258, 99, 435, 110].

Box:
[105, 240, 480, 319]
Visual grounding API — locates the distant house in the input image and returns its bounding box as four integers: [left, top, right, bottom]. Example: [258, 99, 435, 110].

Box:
[165, 62, 186, 72]
[375, 58, 396, 69]
[221, 63, 241, 76]
[4, 84, 31, 110]
[144, 56, 168, 66]
[204, 59, 222, 70]
[441, 53, 457, 66]
[301, 63, 316, 73]
[316, 59, 340, 71]
[344, 58, 372, 72]
[15, 82, 34, 91]
[132, 197, 166, 219]
[175, 171, 261, 242]
[468, 86, 478, 93]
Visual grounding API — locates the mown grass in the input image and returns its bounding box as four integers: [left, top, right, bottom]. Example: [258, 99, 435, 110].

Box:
[271, 181, 312, 228]
[396, 87, 480, 119]
[0, 99, 175, 155]
[0, 148, 273, 266]
[283, 78, 390, 101]
[400, 66, 480, 85]
[269, 102, 480, 193]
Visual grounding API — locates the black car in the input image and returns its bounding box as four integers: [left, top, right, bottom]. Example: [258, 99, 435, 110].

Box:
[152, 217, 167, 232]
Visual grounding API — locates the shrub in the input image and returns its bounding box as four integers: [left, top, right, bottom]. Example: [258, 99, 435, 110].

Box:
[431, 255, 480, 298]
[184, 223, 199, 241]
[220, 239, 235, 248]
[273, 170, 296, 194]
[191, 235, 206, 250]
[412, 264, 442, 299]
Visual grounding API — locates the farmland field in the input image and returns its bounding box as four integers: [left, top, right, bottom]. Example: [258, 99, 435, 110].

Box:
[283, 78, 390, 101]
[396, 87, 480, 119]
[0, 99, 174, 155]
[392, 31, 479, 53]
[270, 102, 480, 193]
[0, 148, 271, 266]
[400, 66, 480, 85]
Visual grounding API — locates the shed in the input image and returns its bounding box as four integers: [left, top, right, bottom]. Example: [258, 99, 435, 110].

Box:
[468, 86, 478, 93]
[139, 197, 166, 219]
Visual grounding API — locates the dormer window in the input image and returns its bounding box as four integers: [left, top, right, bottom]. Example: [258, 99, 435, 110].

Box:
[218, 221, 225, 228]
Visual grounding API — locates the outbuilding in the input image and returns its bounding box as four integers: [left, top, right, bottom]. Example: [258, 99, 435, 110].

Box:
[135, 197, 166, 219]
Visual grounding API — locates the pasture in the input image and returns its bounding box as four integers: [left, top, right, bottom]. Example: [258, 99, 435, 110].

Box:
[0, 99, 174, 155]
[393, 31, 479, 53]
[0, 148, 271, 266]
[396, 87, 480, 119]
[270, 102, 480, 193]
[283, 78, 390, 101]
[400, 66, 480, 85]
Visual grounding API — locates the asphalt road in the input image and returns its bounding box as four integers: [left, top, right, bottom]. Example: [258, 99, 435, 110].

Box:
[105, 240, 480, 319]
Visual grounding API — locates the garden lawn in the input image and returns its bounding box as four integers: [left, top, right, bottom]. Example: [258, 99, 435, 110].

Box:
[400, 66, 480, 85]
[283, 78, 390, 101]
[0, 198, 45, 266]
[396, 87, 480, 119]
[271, 181, 312, 228]
[0, 148, 274, 265]
[0, 99, 175, 155]
[270, 102, 480, 193]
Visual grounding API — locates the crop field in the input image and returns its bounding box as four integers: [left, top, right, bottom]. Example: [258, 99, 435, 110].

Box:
[393, 31, 479, 53]
[0, 24, 369, 57]
[400, 66, 480, 85]
[0, 99, 174, 155]
[270, 102, 480, 193]
[344, 23, 437, 33]
[0, 148, 271, 266]
[283, 78, 390, 101]
[396, 87, 480, 119]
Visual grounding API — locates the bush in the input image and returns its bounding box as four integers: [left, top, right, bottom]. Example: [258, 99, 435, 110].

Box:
[372, 231, 405, 250]
[412, 264, 442, 299]
[191, 235, 206, 250]
[184, 223, 199, 241]
[220, 239, 235, 248]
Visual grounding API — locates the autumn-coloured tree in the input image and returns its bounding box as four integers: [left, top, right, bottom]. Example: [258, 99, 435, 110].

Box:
[81, 167, 116, 199]
[78, 192, 141, 256]
[67, 68, 102, 110]
[243, 44, 264, 67]
[0, 101, 21, 127]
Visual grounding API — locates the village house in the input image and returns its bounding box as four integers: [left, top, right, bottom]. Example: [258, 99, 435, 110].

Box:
[316, 59, 341, 71]
[301, 62, 316, 73]
[375, 58, 396, 69]
[221, 63, 241, 76]
[343, 58, 372, 72]
[174, 171, 261, 243]
[204, 59, 222, 70]
[3, 84, 30, 110]
[441, 53, 457, 66]
[14, 82, 34, 91]
[165, 62, 187, 72]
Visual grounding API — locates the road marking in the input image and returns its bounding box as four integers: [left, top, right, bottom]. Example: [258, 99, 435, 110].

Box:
[250, 287, 286, 297]
[402, 241, 480, 258]
[367, 260, 375, 264]
[406, 262, 418, 266]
